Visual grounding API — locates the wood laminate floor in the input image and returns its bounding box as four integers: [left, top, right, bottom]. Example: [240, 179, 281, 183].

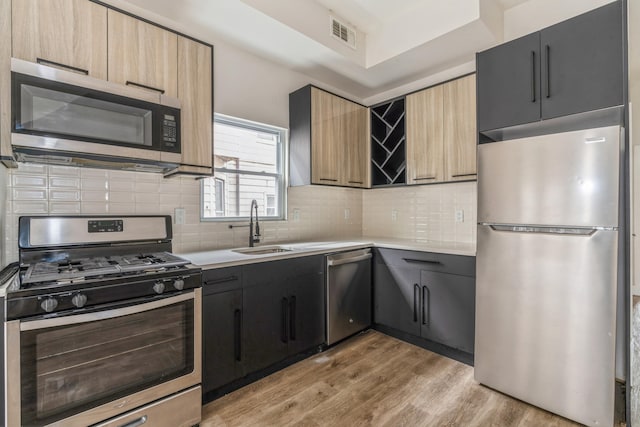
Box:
[202, 330, 579, 427]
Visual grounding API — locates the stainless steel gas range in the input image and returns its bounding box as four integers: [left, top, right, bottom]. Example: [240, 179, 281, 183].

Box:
[4, 215, 202, 427]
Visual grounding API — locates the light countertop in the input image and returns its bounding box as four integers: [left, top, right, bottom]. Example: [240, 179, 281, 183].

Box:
[180, 238, 476, 270]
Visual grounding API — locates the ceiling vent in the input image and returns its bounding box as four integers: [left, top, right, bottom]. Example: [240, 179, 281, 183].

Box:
[330, 16, 356, 49]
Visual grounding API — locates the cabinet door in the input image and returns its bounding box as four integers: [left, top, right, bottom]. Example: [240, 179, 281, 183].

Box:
[311, 88, 342, 185]
[12, 0, 107, 79]
[476, 32, 540, 132]
[107, 10, 178, 97]
[444, 75, 477, 181]
[343, 102, 369, 188]
[373, 261, 420, 336]
[419, 271, 475, 354]
[540, 1, 623, 120]
[406, 85, 444, 184]
[287, 266, 325, 355]
[202, 289, 243, 393]
[242, 267, 289, 374]
[177, 36, 212, 168]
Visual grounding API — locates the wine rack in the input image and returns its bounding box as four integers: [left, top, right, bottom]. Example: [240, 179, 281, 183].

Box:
[370, 98, 406, 186]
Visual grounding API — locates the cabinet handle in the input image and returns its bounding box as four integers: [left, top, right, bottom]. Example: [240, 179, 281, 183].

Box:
[414, 176, 436, 181]
[281, 297, 289, 343]
[413, 284, 419, 323]
[204, 275, 238, 286]
[545, 45, 551, 98]
[422, 286, 429, 326]
[451, 173, 477, 178]
[234, 309, 242, 362]
[348, 181, 363, 184]
[289, 295, 296, 341]
[320, 178, 338, 182]
[36, 58, 89, 75]
[530, 51, 536, 103]
[126, 80, 166, 94]
[118, 415, 148, 427]
[402, 258, 442, 265]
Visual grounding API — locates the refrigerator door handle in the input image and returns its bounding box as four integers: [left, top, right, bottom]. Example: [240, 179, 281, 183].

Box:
[484, 225, 616, 236]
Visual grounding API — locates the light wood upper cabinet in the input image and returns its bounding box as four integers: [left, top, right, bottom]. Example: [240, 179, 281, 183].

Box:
[310, 88, 368, 187]
[343, 100, 369, 188]
[406, 74, 476, 185]
[311, 88, 342, 184]
[406, 85, 444, 184]
[177, 36, 212, 169]
[444, 75, 477, 181]
[12, 0, 107, 79]
[107, 10, 178, 97]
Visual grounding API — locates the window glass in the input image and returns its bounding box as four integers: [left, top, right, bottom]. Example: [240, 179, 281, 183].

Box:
[202, 115, 286, 220]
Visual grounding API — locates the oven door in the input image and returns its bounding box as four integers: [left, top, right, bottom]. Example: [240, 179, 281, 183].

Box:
[5, 289, 201, 427]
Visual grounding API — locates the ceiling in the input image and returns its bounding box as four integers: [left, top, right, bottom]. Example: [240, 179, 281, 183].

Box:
[117, 0, 531, 99]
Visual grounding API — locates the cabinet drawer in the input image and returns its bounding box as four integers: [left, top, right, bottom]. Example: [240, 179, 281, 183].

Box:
[202, 267, 242, 294]
[374, 248, 475, 277]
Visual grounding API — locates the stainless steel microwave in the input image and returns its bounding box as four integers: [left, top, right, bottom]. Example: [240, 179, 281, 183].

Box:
[10, 58, 182, 171]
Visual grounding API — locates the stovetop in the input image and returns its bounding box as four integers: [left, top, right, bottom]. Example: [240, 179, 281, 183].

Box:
[21, 252, 190, 287]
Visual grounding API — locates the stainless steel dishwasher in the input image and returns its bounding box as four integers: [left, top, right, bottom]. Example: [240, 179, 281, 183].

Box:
[326, 248, 372, 345]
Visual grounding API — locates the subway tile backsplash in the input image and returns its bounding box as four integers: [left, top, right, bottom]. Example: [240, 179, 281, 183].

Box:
[4, 164, 477, 263]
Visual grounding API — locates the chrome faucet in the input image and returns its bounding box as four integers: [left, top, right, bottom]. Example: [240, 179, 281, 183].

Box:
[249, 199, 261, 247]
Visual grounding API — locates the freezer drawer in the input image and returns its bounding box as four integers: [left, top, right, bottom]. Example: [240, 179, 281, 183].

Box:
[478, 125, 620, 227]
[475, 224, 617, 427]
[326, 249, 372, 345]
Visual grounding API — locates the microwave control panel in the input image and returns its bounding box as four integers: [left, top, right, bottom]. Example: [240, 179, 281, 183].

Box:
[162, 114, 178, 148]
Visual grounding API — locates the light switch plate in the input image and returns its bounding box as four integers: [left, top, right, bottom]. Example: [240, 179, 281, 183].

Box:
[174, 208, 186, 225]
[292, 208, 300, 222]
[391, 210, 398, 221]
[344, 208, 351, 220]
[455, 209, 464, 223]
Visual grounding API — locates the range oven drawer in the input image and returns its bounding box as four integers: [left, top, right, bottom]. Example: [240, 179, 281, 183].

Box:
[92, 386, 201, 427]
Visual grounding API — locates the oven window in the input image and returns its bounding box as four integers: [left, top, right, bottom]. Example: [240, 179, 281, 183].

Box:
[19, 300, 194, 426]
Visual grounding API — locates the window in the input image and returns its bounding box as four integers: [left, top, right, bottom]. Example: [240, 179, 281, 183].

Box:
[201, 114, 286, 220]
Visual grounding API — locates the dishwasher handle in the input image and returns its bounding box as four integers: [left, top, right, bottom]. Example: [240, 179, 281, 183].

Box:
[327, 253, 372, 267]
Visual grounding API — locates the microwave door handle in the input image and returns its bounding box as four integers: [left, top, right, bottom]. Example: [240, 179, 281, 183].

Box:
[126, 80, 166, 95]
[36, 57, 89, 75]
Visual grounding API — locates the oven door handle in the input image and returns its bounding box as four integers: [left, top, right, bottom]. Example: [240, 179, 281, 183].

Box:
[19, 291, 195, 331]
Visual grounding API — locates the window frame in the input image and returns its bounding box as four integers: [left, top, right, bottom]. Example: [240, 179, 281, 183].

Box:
[200, 114, 288, 222]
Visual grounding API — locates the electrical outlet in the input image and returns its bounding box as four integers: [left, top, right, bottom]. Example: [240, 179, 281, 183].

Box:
[455, 209, 464, 223]
[391, 210, 398, 222]
[344, 208, 351, 220]
[292, 208, 300, 222]
[174, 208, 186, 225]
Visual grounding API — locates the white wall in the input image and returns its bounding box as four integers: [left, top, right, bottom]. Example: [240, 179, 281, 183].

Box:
[503, 0, 615, 41]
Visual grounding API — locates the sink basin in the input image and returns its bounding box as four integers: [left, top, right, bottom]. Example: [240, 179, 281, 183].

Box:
[232, 245, 293, 255]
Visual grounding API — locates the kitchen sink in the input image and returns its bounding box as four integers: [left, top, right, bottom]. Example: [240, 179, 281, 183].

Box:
[232, 246, 294, 255]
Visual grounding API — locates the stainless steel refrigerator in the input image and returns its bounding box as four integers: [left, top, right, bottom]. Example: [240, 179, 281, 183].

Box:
[475, 125, 621, 427]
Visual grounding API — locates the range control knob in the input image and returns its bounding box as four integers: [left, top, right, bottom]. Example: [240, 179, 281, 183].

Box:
[173, 279, 185, 291]
[153, 282, 165, 294]
[41, 298, 58, 313]
[72, 293, 88, 308]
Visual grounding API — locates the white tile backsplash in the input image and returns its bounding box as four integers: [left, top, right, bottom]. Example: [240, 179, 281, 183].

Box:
[3, 164, 477, 262]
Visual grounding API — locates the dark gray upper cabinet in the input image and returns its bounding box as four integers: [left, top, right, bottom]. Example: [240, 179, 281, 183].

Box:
[540, 1, 624, 120]
[477, 0, 624, 133]
[476, 33, 541, 133]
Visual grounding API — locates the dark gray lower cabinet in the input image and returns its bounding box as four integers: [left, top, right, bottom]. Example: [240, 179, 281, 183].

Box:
[202, 267, 243, 394]
[202, 256, 324, 395]
[243, 256, 325, 374]
[373, 248, 476, 356]
[420, 271, 475, 354]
